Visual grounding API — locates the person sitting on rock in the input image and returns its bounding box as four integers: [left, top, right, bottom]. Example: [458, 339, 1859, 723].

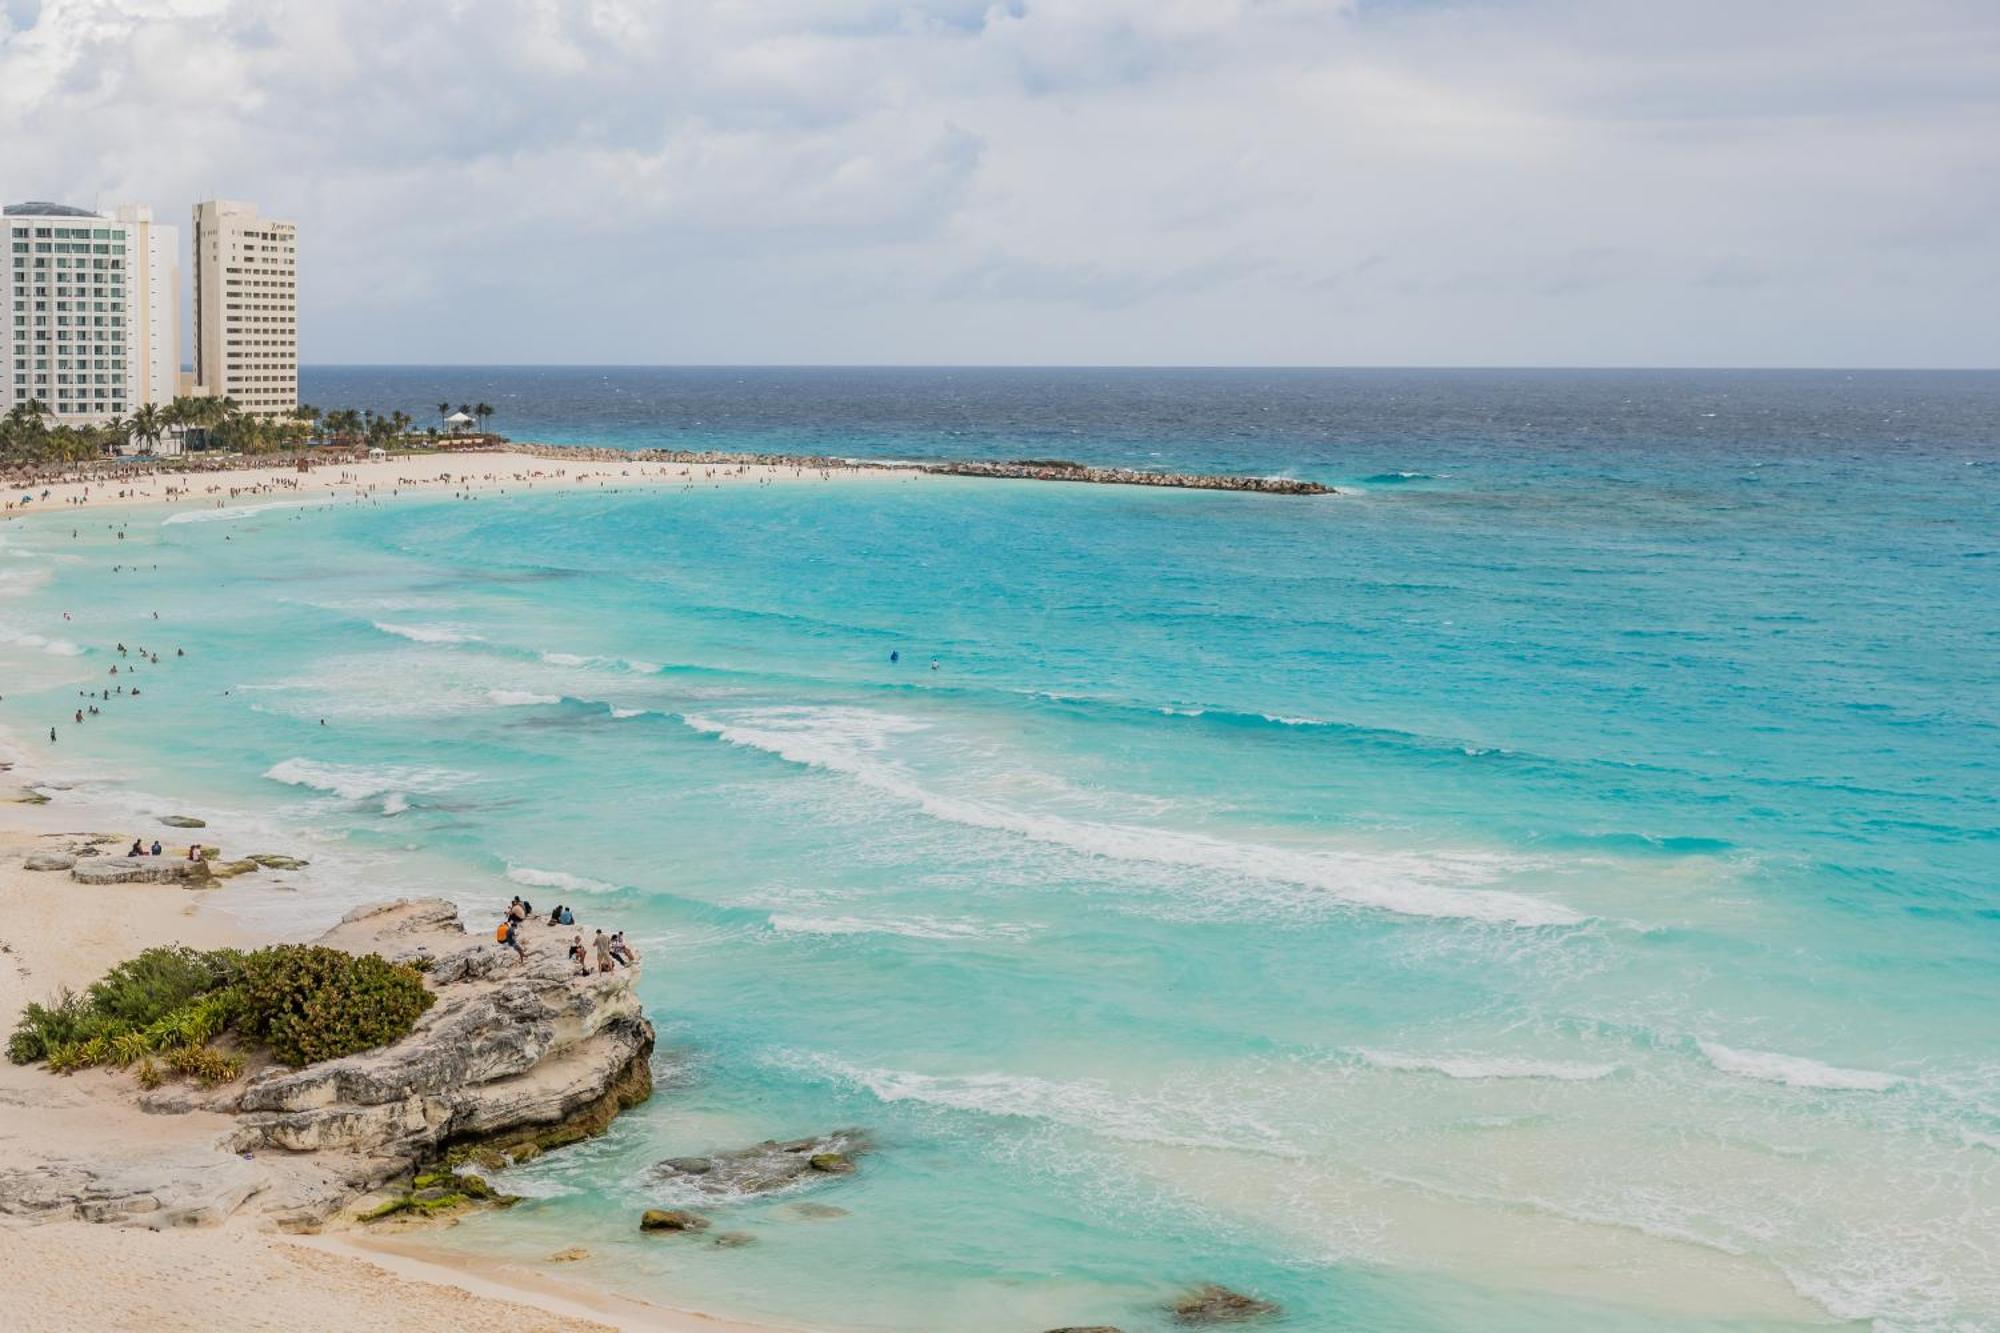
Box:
[557, 904, 575, 926]
[546, 903, 566, 926]
[609, 932, 638, 966]
[149, 839, 162, 857]
[127, 839, 144, 857]
[567, 933, 590, 976]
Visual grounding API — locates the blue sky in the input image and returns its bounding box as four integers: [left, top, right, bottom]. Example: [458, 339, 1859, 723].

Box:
[3, 0, 1995, 367]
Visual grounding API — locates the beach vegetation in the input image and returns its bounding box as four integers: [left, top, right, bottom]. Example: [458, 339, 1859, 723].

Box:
[6, 942, 433, 1083]
[233, 944, 434, 1067]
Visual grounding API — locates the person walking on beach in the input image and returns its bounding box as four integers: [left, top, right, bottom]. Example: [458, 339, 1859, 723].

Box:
[500, 915, 526, 962]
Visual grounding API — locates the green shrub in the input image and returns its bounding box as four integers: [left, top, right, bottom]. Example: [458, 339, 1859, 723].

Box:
[6, 990, 119, 1064]
[84, 946, 242, 1029]
[235, 945, 433, 1067]
[9, 943, 428, 1079]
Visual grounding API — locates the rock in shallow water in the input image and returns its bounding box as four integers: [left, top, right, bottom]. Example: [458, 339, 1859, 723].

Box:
[159, 815, 207, 828]
[1170, 1285, 1280, 1324]
[651, 1129, 872, 1197]
[640, 1208, 711, 1232]
[245, 853, 309, 869]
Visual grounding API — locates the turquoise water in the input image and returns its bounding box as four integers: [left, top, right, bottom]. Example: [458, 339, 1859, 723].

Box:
[2, 371, 1997, 1330]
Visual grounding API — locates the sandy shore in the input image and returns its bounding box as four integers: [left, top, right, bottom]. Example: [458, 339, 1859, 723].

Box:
[2, 448, 926, 521]
[0, 737, 793, 1332]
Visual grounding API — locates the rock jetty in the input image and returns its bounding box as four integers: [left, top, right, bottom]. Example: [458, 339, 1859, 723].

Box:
[925, 458, 1331, 495]
[500, 442, 1331, 497]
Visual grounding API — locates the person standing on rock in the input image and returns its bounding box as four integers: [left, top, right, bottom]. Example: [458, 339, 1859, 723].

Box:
[501, 916, 526, 962]
[593, 929, 616, 973]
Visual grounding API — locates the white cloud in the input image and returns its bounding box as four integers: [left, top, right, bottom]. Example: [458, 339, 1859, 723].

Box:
[3, 0, 1995, 365]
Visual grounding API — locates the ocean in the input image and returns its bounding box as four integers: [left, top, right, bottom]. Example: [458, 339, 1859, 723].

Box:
[3, 367, 1997, 1331]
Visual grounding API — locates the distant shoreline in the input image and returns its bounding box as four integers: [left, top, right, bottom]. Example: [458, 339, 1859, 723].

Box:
[4, 440, 1333, 509]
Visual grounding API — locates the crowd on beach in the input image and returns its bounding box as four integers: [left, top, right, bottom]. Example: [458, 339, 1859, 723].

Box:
[496, 894, 641, 977]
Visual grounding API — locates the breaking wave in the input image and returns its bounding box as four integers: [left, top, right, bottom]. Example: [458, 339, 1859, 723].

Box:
[682, 706, 1579, 929]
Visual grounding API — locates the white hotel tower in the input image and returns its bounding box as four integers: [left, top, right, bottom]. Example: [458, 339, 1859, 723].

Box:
[192, 199, 298, 416]
[2, 201, 180, 423]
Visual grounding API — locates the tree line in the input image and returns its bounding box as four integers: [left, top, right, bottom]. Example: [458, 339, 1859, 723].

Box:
[1, 396, 499, 468]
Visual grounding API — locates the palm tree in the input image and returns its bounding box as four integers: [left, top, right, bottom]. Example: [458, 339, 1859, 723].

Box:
[474, 402, 494, 435]
[130, 403, 164, 456]
[438, 401, 451, 431]
[101, 414, 133, 457]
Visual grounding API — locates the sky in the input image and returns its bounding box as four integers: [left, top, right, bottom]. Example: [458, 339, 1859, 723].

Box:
[2, 0, 1996, 368]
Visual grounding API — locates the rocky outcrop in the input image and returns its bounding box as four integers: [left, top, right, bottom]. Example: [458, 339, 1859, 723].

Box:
[652, 1129, 870, 1197]
[159, 815, 207, 828]
[231, 900, 653, 1174]
[22, 852, 75, 871]
[246, 853, 309, 870]
[1169, 1286, 1280, 1324]
[0, 898, 653, 1235]
[70, 857, 210, 886]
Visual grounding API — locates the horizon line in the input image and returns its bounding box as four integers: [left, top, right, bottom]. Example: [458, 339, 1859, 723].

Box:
[296, 362, 2000, 374]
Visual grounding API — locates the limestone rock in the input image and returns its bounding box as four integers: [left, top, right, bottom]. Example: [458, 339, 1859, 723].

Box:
[70, 857, 210, 886]
[711, 1232, 755, 1248]
[205, 859, 262, 879]
[23, 852, 75, 871]
[232, 901, 652, 1168]
[640, 1208, 710, 1233]
[159, 815, 207, 828]
[246, 854, 309, 869]
[1169, 1286, 1280, 1325]
[0, 1152, 264, 1229]
[651, 1129, 871, 1197]
[548, 1247, 589, 1263]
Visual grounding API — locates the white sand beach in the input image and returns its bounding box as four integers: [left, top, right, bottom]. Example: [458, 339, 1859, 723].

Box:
[3, 447, 927, 522]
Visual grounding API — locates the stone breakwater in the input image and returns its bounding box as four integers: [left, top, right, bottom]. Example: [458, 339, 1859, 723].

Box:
[504, 442, 1332, 495]
[0, 898, 654, 1233]
[919, 458, 1331, 495]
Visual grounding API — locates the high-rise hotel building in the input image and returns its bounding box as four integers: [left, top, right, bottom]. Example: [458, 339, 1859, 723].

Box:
[193, 200, 297, 416]
[2, 201, 180, 423]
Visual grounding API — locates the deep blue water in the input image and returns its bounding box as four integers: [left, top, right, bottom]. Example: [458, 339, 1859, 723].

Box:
[5, 368, 1998, 1330]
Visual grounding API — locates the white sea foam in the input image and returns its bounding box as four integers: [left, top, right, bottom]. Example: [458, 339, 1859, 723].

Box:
[608, 707, 648, 719]
[161, 499, 315, 525]
[373, 622, 484, 644]
[0, 623, 84, 656]
[1355, 1048, 1620, 1081]
[540, 650, 659, 674]
[487, 689, 561, 707]
[769, 914, 1036, 943]
[770, 1051, 1296, 1155]
[506, 864, 619, 895]
[263, 757, 473, 803]
[1697, 1041, 1901, 1092]
[682, 706, 1579, 928]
